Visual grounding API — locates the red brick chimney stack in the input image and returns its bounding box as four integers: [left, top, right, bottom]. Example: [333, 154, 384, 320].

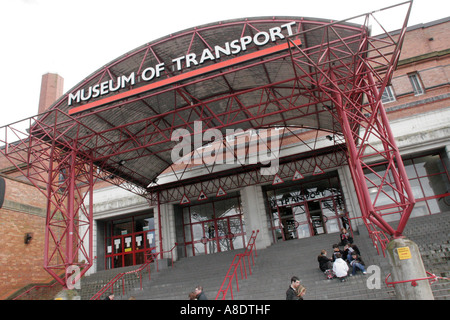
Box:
[38, 73, 64, 114]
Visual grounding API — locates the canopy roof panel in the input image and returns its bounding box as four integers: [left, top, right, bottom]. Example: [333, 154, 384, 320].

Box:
[34, 16, 379, 189]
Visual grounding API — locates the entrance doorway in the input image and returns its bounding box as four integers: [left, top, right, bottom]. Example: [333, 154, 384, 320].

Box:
[308, 200, 325, 235]
[104, 213, 155, 270]
[266, 173, 345, 242]
[179, 195, 246, 257]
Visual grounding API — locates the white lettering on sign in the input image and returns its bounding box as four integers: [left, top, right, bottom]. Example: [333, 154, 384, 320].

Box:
[68, 73, 135, 106]
[136, 235, 143, 246]
[68, 22, 297, 107]
[147, 233, 154, 246]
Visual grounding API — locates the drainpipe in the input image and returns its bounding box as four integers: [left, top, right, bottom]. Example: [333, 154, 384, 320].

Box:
[157, 191, 163, 259]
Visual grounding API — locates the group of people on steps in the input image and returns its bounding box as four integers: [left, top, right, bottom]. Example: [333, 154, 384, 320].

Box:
[287, 228, 368, 300]
[318, 228, 367, 282]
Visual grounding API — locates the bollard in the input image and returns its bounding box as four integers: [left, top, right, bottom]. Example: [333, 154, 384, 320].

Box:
[386, 237, 434, 300]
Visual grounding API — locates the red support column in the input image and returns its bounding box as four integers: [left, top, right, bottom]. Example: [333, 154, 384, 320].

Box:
[366, 72, 416, 237]
[43, 146, 95, 288]
[329, 67, 415, 238]
[331, 83, 397, 236]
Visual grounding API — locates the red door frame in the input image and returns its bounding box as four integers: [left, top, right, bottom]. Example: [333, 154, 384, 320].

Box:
[106, 230, 156, 269]
[186, 214, 245, 256]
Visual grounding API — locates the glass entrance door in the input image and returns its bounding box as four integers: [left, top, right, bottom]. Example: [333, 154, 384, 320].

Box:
[321, 198, 341, 234]
[189, 215, 245, 256]
[278, 204, 311, 240]
[292, 205, 310, 238]
[181, 195, 245, 257]
[105, 213, 155, 270]
[279, 206, 296, 240]
[307, 200, 325, 235]
[266, 173, 347, 242]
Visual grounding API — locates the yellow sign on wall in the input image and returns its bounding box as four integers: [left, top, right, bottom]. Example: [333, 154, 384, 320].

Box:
[397, 247, 412, 260]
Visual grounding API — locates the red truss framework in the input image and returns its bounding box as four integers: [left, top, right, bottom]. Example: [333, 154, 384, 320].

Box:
[0, 1, 415, 287]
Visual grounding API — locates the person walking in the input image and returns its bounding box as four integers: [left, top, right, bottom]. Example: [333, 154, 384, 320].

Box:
[286, 276, 302, 300]
[194, 285, 207, 300]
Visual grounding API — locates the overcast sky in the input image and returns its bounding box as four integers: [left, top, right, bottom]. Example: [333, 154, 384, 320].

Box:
[0, 0, 448, 127]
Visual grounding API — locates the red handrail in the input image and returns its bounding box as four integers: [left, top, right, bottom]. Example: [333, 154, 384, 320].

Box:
[12, 278, 63, 300]
[90, 243, 177, 300]
[215, 230, 259, 300]
[385, 271, 448, 288]
[362, 217, 389, 257]
[144, 242, 178, 271]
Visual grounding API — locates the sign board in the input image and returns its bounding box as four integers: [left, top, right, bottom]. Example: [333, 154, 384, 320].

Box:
[198, 191, 208, 201]
[68, 21, 301, 115]
[272, 174, 284, 185]
[180, 194, 190, 205]
[397, 247, 412, 260]
[313, 165, 324, 175]
[216, 186, 227, 197]
[293, 170, 304, 181]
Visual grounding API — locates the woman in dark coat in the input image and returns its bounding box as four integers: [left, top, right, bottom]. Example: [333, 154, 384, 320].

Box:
[318, 249, 333, 272]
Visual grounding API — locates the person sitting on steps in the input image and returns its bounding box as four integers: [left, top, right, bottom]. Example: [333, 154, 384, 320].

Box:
[350, 252, 367, 276]
[318, 249, 333, 272]
[339, 228, 353, 246]
[332, 244, 345, 262]
[318, 249, 335, 280]
[332, 253, 349, 282]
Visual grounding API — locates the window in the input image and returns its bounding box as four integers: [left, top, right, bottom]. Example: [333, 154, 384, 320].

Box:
[381, 85, 396, 104]
[408, 73, 425, 95]
[364, 152, 450, 219]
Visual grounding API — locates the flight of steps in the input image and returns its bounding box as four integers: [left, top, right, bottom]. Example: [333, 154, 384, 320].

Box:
[79, 264, 157, 300]
[231, 232, 395, 300]
[78, 212, 450, 300]
[121, 249, 244, 300]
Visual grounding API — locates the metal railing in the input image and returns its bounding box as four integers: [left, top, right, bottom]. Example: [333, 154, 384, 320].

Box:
[346, 211, 390, 257]
[215, 230, 259, 300]
[385, 271, 449, 288]
[90, 244, 177, 300]
[12, 277, 63, 300]
[362, 218, 390, 257]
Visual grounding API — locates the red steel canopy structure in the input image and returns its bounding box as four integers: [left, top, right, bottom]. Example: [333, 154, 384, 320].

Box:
[0, 2, 415, 287]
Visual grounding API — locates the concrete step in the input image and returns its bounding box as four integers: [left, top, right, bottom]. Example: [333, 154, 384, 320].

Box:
[77, 212, 450, 300]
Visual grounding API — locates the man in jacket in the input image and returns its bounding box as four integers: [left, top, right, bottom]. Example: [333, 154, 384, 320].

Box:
[332, 253, 349, 282]
[195, 285, 207, 300]
[286, 276, 301, 300]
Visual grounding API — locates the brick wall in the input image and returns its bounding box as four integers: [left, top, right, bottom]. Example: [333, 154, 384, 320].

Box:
[0, 177, 52, 300]
[383, 19, 450, 120]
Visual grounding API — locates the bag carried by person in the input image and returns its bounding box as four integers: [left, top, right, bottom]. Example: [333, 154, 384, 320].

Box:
[324, 269, 335, 279]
